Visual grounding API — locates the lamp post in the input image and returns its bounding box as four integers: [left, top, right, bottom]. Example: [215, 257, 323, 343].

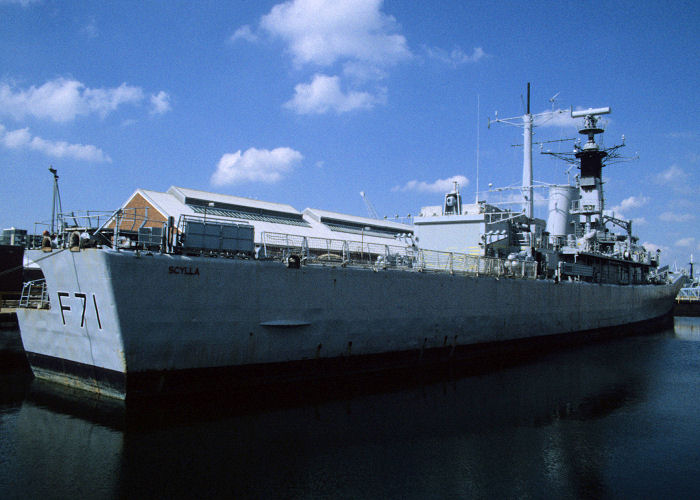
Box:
[204, 201, 214, 223]
[361, 226, 370, 262]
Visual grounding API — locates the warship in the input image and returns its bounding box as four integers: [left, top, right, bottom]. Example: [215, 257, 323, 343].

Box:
[16, 93, 683, 399]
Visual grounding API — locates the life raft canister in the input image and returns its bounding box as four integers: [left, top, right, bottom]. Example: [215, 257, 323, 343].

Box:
[69, 231, 81, 252]
[41, 231, 52, 253]
[285, 254, 301, 269]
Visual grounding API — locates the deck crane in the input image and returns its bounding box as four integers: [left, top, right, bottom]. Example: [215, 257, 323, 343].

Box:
[360, 191, 379, 219]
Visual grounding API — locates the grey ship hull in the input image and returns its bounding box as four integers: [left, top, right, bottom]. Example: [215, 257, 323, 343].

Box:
[17, 249, 682, 399]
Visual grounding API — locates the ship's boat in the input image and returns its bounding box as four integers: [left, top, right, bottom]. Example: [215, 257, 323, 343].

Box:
[16, 97, 684, 400]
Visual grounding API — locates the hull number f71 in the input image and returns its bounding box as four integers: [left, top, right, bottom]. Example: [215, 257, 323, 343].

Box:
[57, 292, 103, 329]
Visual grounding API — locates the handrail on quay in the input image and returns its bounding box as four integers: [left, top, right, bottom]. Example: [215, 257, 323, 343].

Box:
[677, 286, 700, 303]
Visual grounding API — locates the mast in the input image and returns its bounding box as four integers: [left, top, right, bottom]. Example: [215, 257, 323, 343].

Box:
[49, 166, 62, 235]
[475, 95, 480, 203]
[522, 83, 533, 220]
[570, 107, 611, 233]
[488, 83, 546, 248]
[489, 83, 540, 222]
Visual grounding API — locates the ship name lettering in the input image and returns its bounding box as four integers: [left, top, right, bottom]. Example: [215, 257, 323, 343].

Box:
[168, 266, 200, 275]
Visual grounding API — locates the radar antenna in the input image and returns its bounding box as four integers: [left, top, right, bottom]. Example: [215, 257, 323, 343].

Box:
[541, 107, 634, 167]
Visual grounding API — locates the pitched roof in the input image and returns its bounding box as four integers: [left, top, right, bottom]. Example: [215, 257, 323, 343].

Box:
[120, 185, 413, 246]
[168, 186, 301, 215]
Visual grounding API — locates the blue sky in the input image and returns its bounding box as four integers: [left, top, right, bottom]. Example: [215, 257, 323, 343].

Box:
[1, 0, 698, 268]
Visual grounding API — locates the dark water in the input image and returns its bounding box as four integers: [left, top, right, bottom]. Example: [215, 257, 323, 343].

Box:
[2, 317, 700, 499]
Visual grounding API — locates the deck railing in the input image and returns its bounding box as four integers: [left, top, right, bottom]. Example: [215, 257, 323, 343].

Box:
[30, 210, 538, 281]
[261, 231, 537, 279]
[32, 208, 172, 252]
[261, 231, 414, 267]
[19, 279, 49, 309]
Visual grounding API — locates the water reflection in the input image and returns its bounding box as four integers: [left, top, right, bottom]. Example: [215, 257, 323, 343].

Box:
[674, 316, 700, 341]
[4, 324, 685, 500]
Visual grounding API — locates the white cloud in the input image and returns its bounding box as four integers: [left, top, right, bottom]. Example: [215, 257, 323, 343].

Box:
[284, 74, 383, 114]
[83, 17, 99, 38]
[29, 136, 110, 162]
[675, 237, 696, 248]
[534, 109, 578, 128]
[672, 199, 695, 210]
[260, 0, 411, 68]
[655, 164, 689, 185]
[392, 175, 469, 193]
[0, 78, 170, 122]
[687, 152, 700, 164]
[342, 61, 387, 83]
[230, 25, 258, 43]
[83, 83, 144, 117]
[0, 79, 82, 122]
[618, 195, 649, 211]
[424, 46, 486, 66]
[632, 217, 647, 226]
[0, 123, 111, 162]
[609, 195, 649, 217]
[149, 91, 172, 115]
[642, 242, 669, 254]
[211, 147, 303, 186]
[237, 1, 415, 115]
[533, 191, 548, 207]
[659, 211, 695, 223]
[1, 126, 31, 148]
[664, 131, 698, 140]
[0, 0, 40, 6]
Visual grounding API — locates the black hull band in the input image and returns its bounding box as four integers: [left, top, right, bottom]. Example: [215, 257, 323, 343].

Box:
[26, 352, 126, 399]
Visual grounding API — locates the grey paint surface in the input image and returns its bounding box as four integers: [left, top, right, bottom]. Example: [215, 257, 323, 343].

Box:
[17, 248, 681, 394]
